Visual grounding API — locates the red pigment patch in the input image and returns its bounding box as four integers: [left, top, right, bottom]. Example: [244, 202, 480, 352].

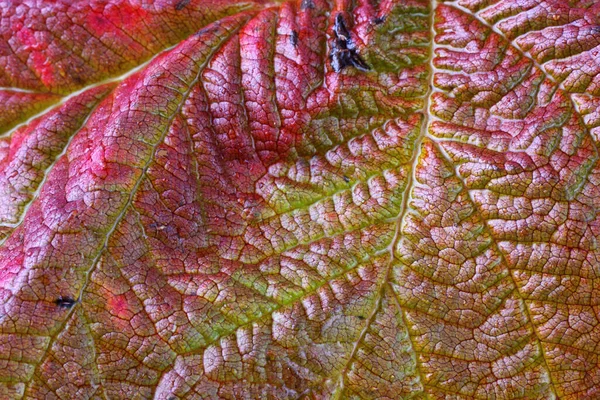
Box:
[107, 293, 133, 320]
[86, 2, 151, 39]
[16, 27, 40, 48]
[16, 28, 56, 87]
[7, 123, 38, 159]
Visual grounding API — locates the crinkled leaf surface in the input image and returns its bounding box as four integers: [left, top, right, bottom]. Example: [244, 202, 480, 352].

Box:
[1, 0, 600, 398]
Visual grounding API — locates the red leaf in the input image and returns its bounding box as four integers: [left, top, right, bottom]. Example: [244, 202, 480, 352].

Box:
[1, 0, 600, 398]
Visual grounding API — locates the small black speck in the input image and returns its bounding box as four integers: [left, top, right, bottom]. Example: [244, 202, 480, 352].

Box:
[343, 175, 350, 183]
[175, 0, 190, 10]
[373, 15, 386, 25]
[300, 0, 315, 10]
[358, 315, 366, 320]
[54, 296, 77, 309]
[167, 396, 177, 400]
[290, 30, 299, 46]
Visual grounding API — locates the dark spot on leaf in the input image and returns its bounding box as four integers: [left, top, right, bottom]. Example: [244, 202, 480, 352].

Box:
[64, 63, 86, 86]
[175, 0, 190, 10]
[300, 0, 315, 10]
[290, 30, 299, 46]
[54, 296, 77, 309]
[71, 73, 84, 86]
[334, 14, 351, 42]
[330, 14, 371, 73]
[358, 315, 365, 320]
[196, 25, 217, 37]
[343, 175, 350, 183]
[373, 15, 386, 25]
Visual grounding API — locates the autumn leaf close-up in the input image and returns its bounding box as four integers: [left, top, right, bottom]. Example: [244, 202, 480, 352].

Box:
[2, 0, 600, 398]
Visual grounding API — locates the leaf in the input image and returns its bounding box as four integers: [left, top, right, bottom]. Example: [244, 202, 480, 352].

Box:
[1, 0, 600, 398]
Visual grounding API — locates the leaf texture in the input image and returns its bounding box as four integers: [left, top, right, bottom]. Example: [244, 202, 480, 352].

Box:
[1, 0, 600, 398]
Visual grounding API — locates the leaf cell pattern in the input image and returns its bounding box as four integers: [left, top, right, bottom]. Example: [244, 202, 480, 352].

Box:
[1, 0, 600, 399]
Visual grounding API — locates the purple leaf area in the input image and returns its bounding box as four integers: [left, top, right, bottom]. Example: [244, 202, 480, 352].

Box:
[1, 0, 600, 398]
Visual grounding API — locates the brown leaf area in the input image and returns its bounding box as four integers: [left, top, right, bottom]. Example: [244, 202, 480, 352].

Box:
[1, 0, 600, 398]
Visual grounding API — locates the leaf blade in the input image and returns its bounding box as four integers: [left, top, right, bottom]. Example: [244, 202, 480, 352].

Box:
[2, 0, 600, 398]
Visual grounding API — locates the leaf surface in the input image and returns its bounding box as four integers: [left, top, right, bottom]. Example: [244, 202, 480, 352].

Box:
[1, 0, 600, 398]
